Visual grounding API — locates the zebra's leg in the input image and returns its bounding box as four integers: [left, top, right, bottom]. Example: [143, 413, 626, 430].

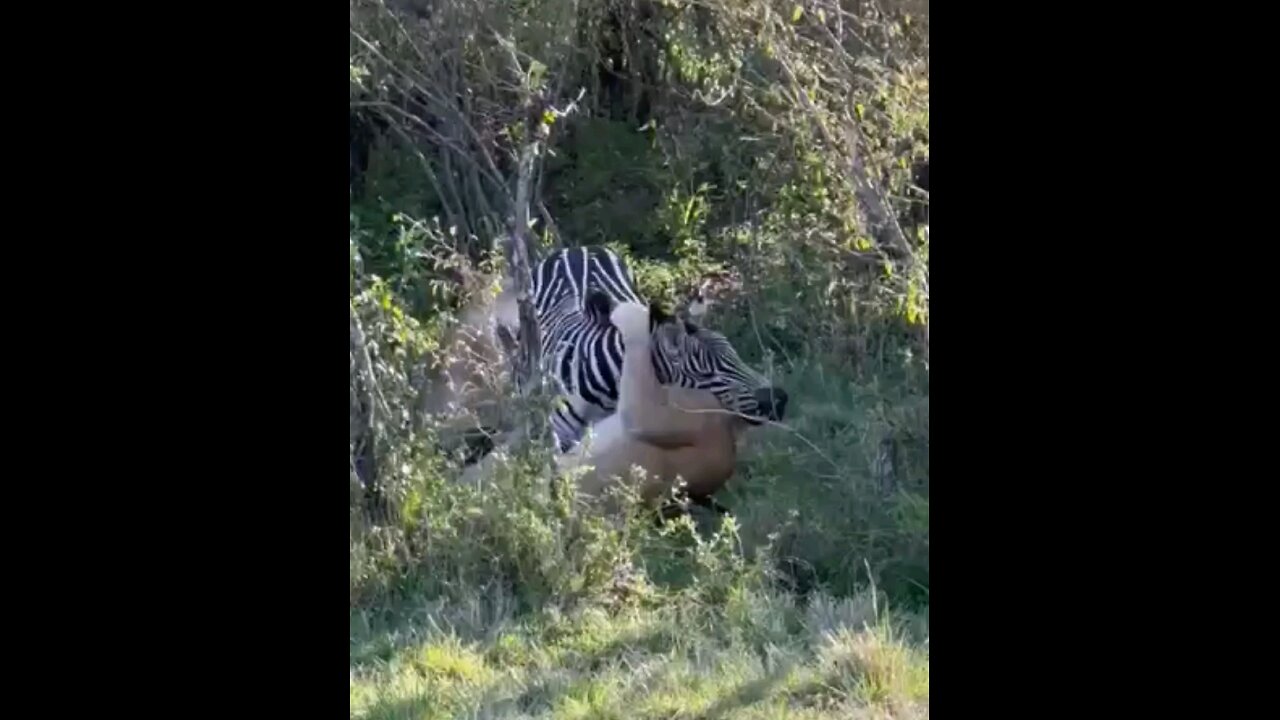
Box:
[554, 389, 609, 454]
[654, 495, 729, 526]
[657, 502, 688, 525]
[460, 425, 499, 465]
[690, 494, 730, 515]
[551, 402, 585, 454]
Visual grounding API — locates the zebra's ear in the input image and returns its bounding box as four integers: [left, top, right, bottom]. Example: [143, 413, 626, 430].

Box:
[585, 289, 614, 324]
[685, 282, 710, 323]
[672, 308, 699, 335]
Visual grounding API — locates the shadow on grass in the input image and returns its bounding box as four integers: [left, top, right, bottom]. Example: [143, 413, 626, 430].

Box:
[359, 695, 440, 720]
[350, 613, 426, 668]
[500, 625, 674, 713]
[700, 663, 798, 719]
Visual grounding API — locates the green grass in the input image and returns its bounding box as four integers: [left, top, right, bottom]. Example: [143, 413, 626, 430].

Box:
[719, 360, 929, 606]
[351, 587, 927, 719]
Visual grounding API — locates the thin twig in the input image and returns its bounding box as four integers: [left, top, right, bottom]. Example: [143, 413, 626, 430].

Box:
[350, 30, 511, 205]
[384, 121, 466, 234]
[353, 100, 508, 196]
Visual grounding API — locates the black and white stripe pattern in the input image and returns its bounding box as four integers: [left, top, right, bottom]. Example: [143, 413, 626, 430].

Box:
[525, 246, 778, 452]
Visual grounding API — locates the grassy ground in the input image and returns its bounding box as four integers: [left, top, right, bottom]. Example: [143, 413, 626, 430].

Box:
[351, 586, 927, 720]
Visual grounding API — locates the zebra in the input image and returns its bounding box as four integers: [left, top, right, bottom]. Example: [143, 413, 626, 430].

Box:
[497, 245, 789, 453]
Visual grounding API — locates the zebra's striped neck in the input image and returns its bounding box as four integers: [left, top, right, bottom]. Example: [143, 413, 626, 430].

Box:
[533, 246, 644, 318]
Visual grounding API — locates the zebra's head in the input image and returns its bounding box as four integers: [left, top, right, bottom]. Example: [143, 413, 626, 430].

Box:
[646, 302, 789, 426]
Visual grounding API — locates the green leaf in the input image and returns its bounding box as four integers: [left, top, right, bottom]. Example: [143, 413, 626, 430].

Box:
[528, 59, 547, 88]
[791, 5, 804, 23]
